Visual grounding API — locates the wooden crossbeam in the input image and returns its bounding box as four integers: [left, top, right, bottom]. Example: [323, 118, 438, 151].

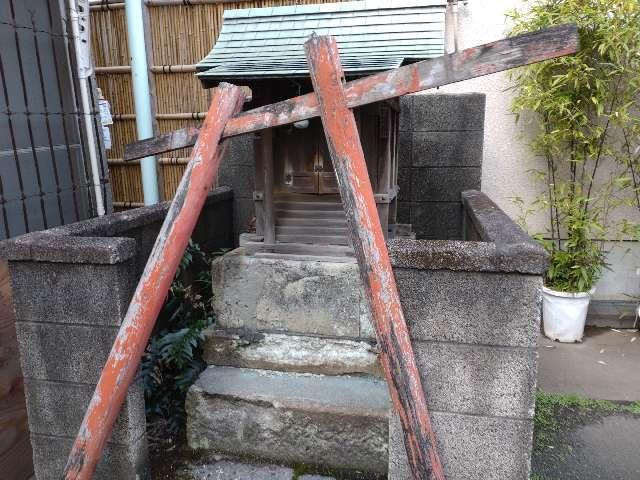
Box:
[124, 24, 579, 162]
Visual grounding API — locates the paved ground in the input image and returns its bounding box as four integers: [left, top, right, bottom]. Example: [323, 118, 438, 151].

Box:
[538, 327, 640, 401]
[533, 327, 640, 480]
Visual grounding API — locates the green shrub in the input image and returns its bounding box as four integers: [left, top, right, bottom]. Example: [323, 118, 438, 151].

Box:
[509, 0, 640, 292]
[142, 241, 220, 433]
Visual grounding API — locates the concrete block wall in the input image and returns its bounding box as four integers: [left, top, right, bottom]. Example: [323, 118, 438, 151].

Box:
[398, 93, 485, 240]
[0, 188, 234, 479]
[387, 190, 548, 479]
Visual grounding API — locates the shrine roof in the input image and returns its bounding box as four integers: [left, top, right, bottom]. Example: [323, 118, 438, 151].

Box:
[196, 0, 448, 83]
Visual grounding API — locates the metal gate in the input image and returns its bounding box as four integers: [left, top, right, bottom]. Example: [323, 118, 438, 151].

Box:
[0, 0, 111, 240]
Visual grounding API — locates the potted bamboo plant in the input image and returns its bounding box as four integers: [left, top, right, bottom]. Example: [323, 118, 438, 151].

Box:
[509, 0, 640, 341]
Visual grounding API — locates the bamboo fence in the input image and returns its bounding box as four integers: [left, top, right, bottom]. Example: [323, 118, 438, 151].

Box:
[91, 0, 345, 206]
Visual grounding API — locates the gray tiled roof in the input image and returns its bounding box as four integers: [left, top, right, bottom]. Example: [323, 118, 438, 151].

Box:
[196, 0, 447, 82]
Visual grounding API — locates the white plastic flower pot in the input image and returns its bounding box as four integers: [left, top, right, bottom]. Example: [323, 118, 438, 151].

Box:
[541, 286, 594, 343]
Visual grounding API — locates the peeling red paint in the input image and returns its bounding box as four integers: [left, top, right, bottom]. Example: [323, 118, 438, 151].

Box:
[305, 35, 446, 480]
[124, 24, 579, 162]
[63, 83, 245, 480]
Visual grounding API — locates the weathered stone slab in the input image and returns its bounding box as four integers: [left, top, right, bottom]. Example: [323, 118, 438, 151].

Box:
[186, 366, 389, 474]
[211, 249, 373, 338]
[388, 412, 533, 480]
[395, 268, 542, 347]
[203, 329, 383, 377]
[188, 460, 294, 480]
[413, 342, 538, 418]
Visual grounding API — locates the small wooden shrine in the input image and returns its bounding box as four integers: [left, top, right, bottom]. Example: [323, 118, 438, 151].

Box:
[197, 0, 448, 246]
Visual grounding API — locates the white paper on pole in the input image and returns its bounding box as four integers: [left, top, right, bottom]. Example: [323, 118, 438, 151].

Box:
[99, 99, 113, 126]
[102, 126, 112, 150]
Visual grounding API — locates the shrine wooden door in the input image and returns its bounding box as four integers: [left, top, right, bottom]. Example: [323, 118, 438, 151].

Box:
[275, 119, 339, 195]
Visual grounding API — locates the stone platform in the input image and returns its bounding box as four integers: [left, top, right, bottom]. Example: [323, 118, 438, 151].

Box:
[186, 190, 549, 479]
[187, 247, 389, 475]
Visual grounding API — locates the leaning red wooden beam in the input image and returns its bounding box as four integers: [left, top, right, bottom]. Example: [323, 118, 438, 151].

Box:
[306, 35, 445, 480]
[124, 23, 579, 162]
[63, 83, 247, 480]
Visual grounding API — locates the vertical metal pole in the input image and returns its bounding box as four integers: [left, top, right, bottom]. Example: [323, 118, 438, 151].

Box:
[63, 83, 245, 480]
[125, 0, 159, 205]
[305, 35, 445, 480]
[70, 0, 106, 216]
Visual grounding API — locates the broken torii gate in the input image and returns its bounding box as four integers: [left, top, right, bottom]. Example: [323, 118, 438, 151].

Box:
[64, 25, 579, 480]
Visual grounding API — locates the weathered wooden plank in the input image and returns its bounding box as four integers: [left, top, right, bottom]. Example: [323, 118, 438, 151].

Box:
[305, 35, 445, 480]
[123, 24, 579, 161]
[63, 83, 246, 480]
[123, 126, 200, 163]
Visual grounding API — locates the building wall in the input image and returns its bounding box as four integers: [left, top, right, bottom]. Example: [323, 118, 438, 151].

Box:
[427, 0, 640, 305]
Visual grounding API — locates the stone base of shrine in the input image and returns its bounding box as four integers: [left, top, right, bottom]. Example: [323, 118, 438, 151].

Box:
[186, 190, 548, 479]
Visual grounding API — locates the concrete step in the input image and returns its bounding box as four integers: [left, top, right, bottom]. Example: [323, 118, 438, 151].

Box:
[186, 366, 390, 474]
[182, 458, 338, 480]
[276, 225, 349, 236]
[202, 328, 383, 377]
[276, 234, 349, 245]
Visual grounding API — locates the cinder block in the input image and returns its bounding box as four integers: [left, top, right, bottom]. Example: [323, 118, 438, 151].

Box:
[218, 164, 255, 200]
[397, 167, 412, 202]
[399, 96, 412, 131]
[15, 322, 117, 383]
[413, 342, 538, 418]
[411, 202, 462, 240]
[226, 133, 255, 168]
[397, 129, 412, 168]
[410, 167, 481, 202]
[30, 432, 148, 480]
[411, 93, 486, 132]
[186, 366, 389, 474]
[23, 378, 145, 444]
[395, 269, 542, 347]
[9, 261, 135, 327]
[211, 250, 371, 338]
[412, 131, 484, 167]
[388, 412, 533, 480]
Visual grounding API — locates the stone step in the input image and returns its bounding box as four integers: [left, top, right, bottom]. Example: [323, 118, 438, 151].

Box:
[183, 459, 338, 480]
[186, 366, 390, 474]
[202, 328, 383, 377]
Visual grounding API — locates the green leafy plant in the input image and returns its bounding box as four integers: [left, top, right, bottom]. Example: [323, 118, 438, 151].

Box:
[509, 0, 640, 292]
[142, 241, 220, 433]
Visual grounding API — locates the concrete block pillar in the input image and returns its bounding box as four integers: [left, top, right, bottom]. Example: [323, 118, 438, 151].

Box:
[387, 190, 549, 479]
[0, 188, 234, 479]
[7, 241, 147, 480]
